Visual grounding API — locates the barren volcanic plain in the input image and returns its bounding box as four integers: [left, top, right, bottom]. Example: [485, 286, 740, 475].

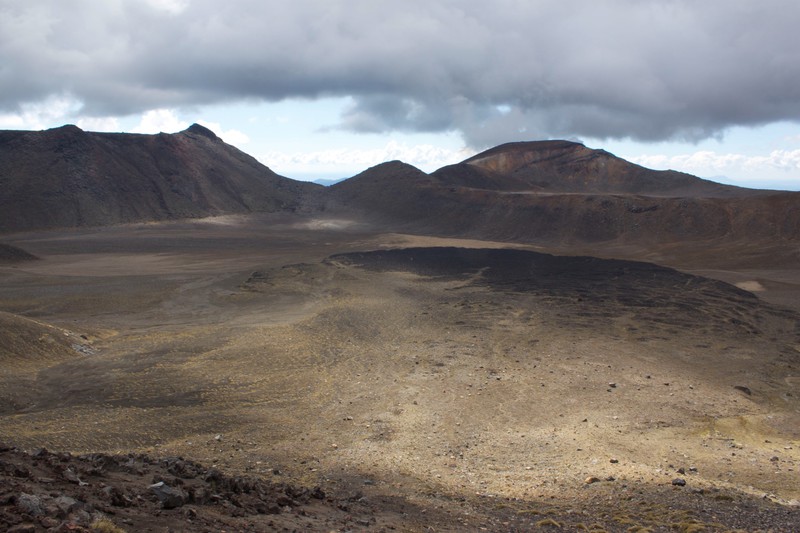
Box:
[1, 130, 799, 531]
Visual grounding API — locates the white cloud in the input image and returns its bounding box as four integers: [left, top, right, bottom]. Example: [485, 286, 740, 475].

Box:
[0, 113, 24, 129]
[632, 150, 800, 174]
[131, 109, 188, 134]
[76, 116, 121, 132]
[144, 0, 190, 15]
[0, 94, 81, 130]
[197, 120, 250, 146]
[743, 149, 800, 172]
[261, 141, 474, 175]
[3, 1, 799, 147]
[127, 113, 250, 145]
[630, 149, 800, 189]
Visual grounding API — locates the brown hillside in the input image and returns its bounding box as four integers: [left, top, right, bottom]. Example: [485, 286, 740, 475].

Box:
[0, 311, 89, 413]
[2, 126, 797, 257]
[0, 124, 320, 233]
[452, 140, 762, 197]
[328, 143, 800, 251]
[0, 311, 81, 370]
[327, 160, 432, 219]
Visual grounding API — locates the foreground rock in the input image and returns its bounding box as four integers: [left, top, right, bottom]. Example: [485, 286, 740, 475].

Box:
[1, 444, 798, 532]
[0, 444, 371, 532]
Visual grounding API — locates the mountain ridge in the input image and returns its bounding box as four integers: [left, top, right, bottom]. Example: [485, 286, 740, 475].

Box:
[1, 125, 797, 251]
[451, 140, 760, 197]
[0, 124, 320, 233]
[321, 140, 799, 247]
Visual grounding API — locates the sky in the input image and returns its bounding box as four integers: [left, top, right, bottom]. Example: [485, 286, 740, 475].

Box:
[1, 0, 799, 190]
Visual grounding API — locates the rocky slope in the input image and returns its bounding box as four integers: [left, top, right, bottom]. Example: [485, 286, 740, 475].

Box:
[328, 142, 800, 248]
[2, 444, 797, 532]
[0, 310, 92, 414]
[448, 140, 752, 196]
[0, 124, 320, 233]
[0, 445, 383, 532]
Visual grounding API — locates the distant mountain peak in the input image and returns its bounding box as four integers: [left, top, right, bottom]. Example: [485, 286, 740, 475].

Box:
[433, 139, 751, 197]
[464, 140, 591, 174]
[183, 123, 219, 140]
[472, 139, 585, 155]
[47, 124, 85, 134]
[369, 160, 423, 171]
[343, 160, 427, 182]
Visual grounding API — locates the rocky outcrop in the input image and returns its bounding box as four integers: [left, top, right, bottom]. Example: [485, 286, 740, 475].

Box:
[0, 445, 337, 532]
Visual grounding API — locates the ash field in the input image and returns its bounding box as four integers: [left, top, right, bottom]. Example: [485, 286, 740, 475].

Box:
[1, 127, 799, 531]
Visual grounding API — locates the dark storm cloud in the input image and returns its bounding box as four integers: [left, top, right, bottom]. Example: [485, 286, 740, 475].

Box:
[2, 0, 799, 147]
